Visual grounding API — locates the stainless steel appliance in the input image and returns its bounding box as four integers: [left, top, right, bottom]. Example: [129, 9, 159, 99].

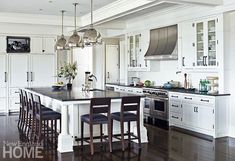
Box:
[143, 88, 169, 128]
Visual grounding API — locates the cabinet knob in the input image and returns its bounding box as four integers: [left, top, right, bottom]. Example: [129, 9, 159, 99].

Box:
[42, 50, 45, 52]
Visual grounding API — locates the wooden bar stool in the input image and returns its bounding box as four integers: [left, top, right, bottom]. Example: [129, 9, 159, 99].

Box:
[33, 94, 61, 149]
[80, 97, 112, 155]
[22, 90, 30, 135]
[27, 92, 52, 141]
[111, 96, 141, 151]
[18, 89, 24, 131]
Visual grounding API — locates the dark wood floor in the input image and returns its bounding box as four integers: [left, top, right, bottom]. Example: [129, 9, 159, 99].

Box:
[0, 115, 235, 161]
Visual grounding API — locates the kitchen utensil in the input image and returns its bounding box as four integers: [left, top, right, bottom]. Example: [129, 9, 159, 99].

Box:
[163, 82, 172, 89]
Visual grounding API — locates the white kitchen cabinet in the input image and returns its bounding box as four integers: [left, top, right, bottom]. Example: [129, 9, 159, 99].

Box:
[30, 54, 55, 87]
[180, 21, 196, 69]
[0, 36, 6, 53]
[182, 102, 199, 128]
[0, 54, 7, 113]
[43, 37, 56, 53]
[9, 54, 30, 88]
[31, 36, 56, 54]
[127, 30, 150, 71]
[31, 37, 43, 53]
[180, 15, 223, 70]
[169, 92, 229, 138]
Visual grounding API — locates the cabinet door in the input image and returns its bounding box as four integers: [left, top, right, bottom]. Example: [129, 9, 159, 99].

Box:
[0, 55, 7, 88]
[182, 103, 198, 127]
[0, 36, 6, 53]
[30, 54, 55, 87]
[31, 37, 43, 53]
[43, 37, 55, 53]
[198, 105, 214, 131]
[0, 98, 7, 112]
[181, 22, 196, 68]
[106, 45, 119, 83]
[196, 21, 205, 67]
[9, 54, 29, 87]
[207, 19, 217, 67]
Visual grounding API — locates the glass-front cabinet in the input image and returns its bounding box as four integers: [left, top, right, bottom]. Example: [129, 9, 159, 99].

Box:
[127, 31, 150, 71]
[195, 18, 218, 68]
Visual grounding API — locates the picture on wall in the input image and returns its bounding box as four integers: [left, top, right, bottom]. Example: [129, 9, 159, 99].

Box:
[6, 36, 30, 53]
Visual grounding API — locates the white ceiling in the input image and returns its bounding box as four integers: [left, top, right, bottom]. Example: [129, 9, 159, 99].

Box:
[0, 0, 117, 16]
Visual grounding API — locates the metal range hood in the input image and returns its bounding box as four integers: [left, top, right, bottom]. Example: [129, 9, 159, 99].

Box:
[144, 25, 178, 60]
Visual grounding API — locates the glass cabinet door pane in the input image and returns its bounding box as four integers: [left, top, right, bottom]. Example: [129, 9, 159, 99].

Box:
[129, 36, 135, 67]
[135, 34, 140, 67]
[208, 20, 216, 66]
[196, 22, 204, 66]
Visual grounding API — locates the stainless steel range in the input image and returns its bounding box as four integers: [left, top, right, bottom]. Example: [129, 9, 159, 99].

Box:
[143, 88, 169, 128]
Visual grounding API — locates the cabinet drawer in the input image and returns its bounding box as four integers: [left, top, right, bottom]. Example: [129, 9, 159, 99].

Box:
[195, 96, 215, 105]
[169, 93, 182, 102]
[0, 88, 6, 97]
[9, 98, 20, 111]
[170, 112, 182, 125]
[182, 94, 196, 103]
[169, 101, 182, 114]
[9, 88, 20, 98]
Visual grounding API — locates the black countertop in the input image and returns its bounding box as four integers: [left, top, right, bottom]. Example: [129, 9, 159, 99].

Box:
[26, 87, 144, 102]
[106, 83, 230, 97]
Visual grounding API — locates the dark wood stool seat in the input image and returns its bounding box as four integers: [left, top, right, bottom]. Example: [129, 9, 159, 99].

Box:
[111, 96, 141, 151]
[81, 114, 108, 124]
[80, 97, 112, 155]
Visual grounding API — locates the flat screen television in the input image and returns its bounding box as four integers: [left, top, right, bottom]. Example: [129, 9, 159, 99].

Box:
[6, 36, 30, 53]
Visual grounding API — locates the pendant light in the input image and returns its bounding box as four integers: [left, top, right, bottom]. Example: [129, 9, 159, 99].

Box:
[55, 10, 68, 50]
[83, 0, 102, 46]
[67, 3, 82, 48]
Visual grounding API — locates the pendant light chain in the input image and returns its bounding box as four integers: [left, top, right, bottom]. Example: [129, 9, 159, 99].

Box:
[62, 10, 64, 35]
[74, 3, 77, 30]
[91, 0, 93, 28]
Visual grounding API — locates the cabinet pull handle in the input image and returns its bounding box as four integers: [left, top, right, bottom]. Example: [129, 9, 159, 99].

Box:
[15, 91, 19, 94]
[172, 104, 179, 108]
[200, 99, 209, 102]
[172, 116, 179, 119]
[203, 56, 207, 66]
[27, 72, 29, 82]
[107, 72, 110, 79]
[194, 107, 199, 113]
[171, 95, 178, 98]
[184, 97, 192, 100]
[182, 57, 185, 67]
[4, 72, 7, 82]
[31, 72, 33, 82]
[15, 102, 20, 105]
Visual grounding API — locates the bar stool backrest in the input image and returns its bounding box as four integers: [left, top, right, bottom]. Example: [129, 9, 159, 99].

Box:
[33, 95, 42, 117]
[121, 96, 141, 115]
[22, 90, 28, 110]
[28, 92, 34, 113]
[19, 89, 23, 108]
[90, 98, 111, 116]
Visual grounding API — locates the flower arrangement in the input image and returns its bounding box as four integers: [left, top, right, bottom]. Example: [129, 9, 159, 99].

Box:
[57, 62, 77, 84]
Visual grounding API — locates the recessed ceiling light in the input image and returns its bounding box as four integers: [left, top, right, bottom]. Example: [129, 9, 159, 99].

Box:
[39, 9, 43, 11]
[49, 0, 53, 3]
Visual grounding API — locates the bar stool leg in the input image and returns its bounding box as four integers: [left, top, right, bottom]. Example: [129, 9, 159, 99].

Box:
[89, 123, 94, 155]
[120, 121, 125, 151]
[108, 119, 112, 153]
[81, 121, 84, 149]
[100, 124, 103, 144]
[137, 119, 141, 149]
[128, 121, 131, 147]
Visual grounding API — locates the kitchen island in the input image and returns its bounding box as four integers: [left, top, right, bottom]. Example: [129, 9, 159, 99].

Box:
[24, 87, 147, 153]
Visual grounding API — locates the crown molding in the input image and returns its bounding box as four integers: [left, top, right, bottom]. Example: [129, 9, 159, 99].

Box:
[0, 12, 76, 27]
